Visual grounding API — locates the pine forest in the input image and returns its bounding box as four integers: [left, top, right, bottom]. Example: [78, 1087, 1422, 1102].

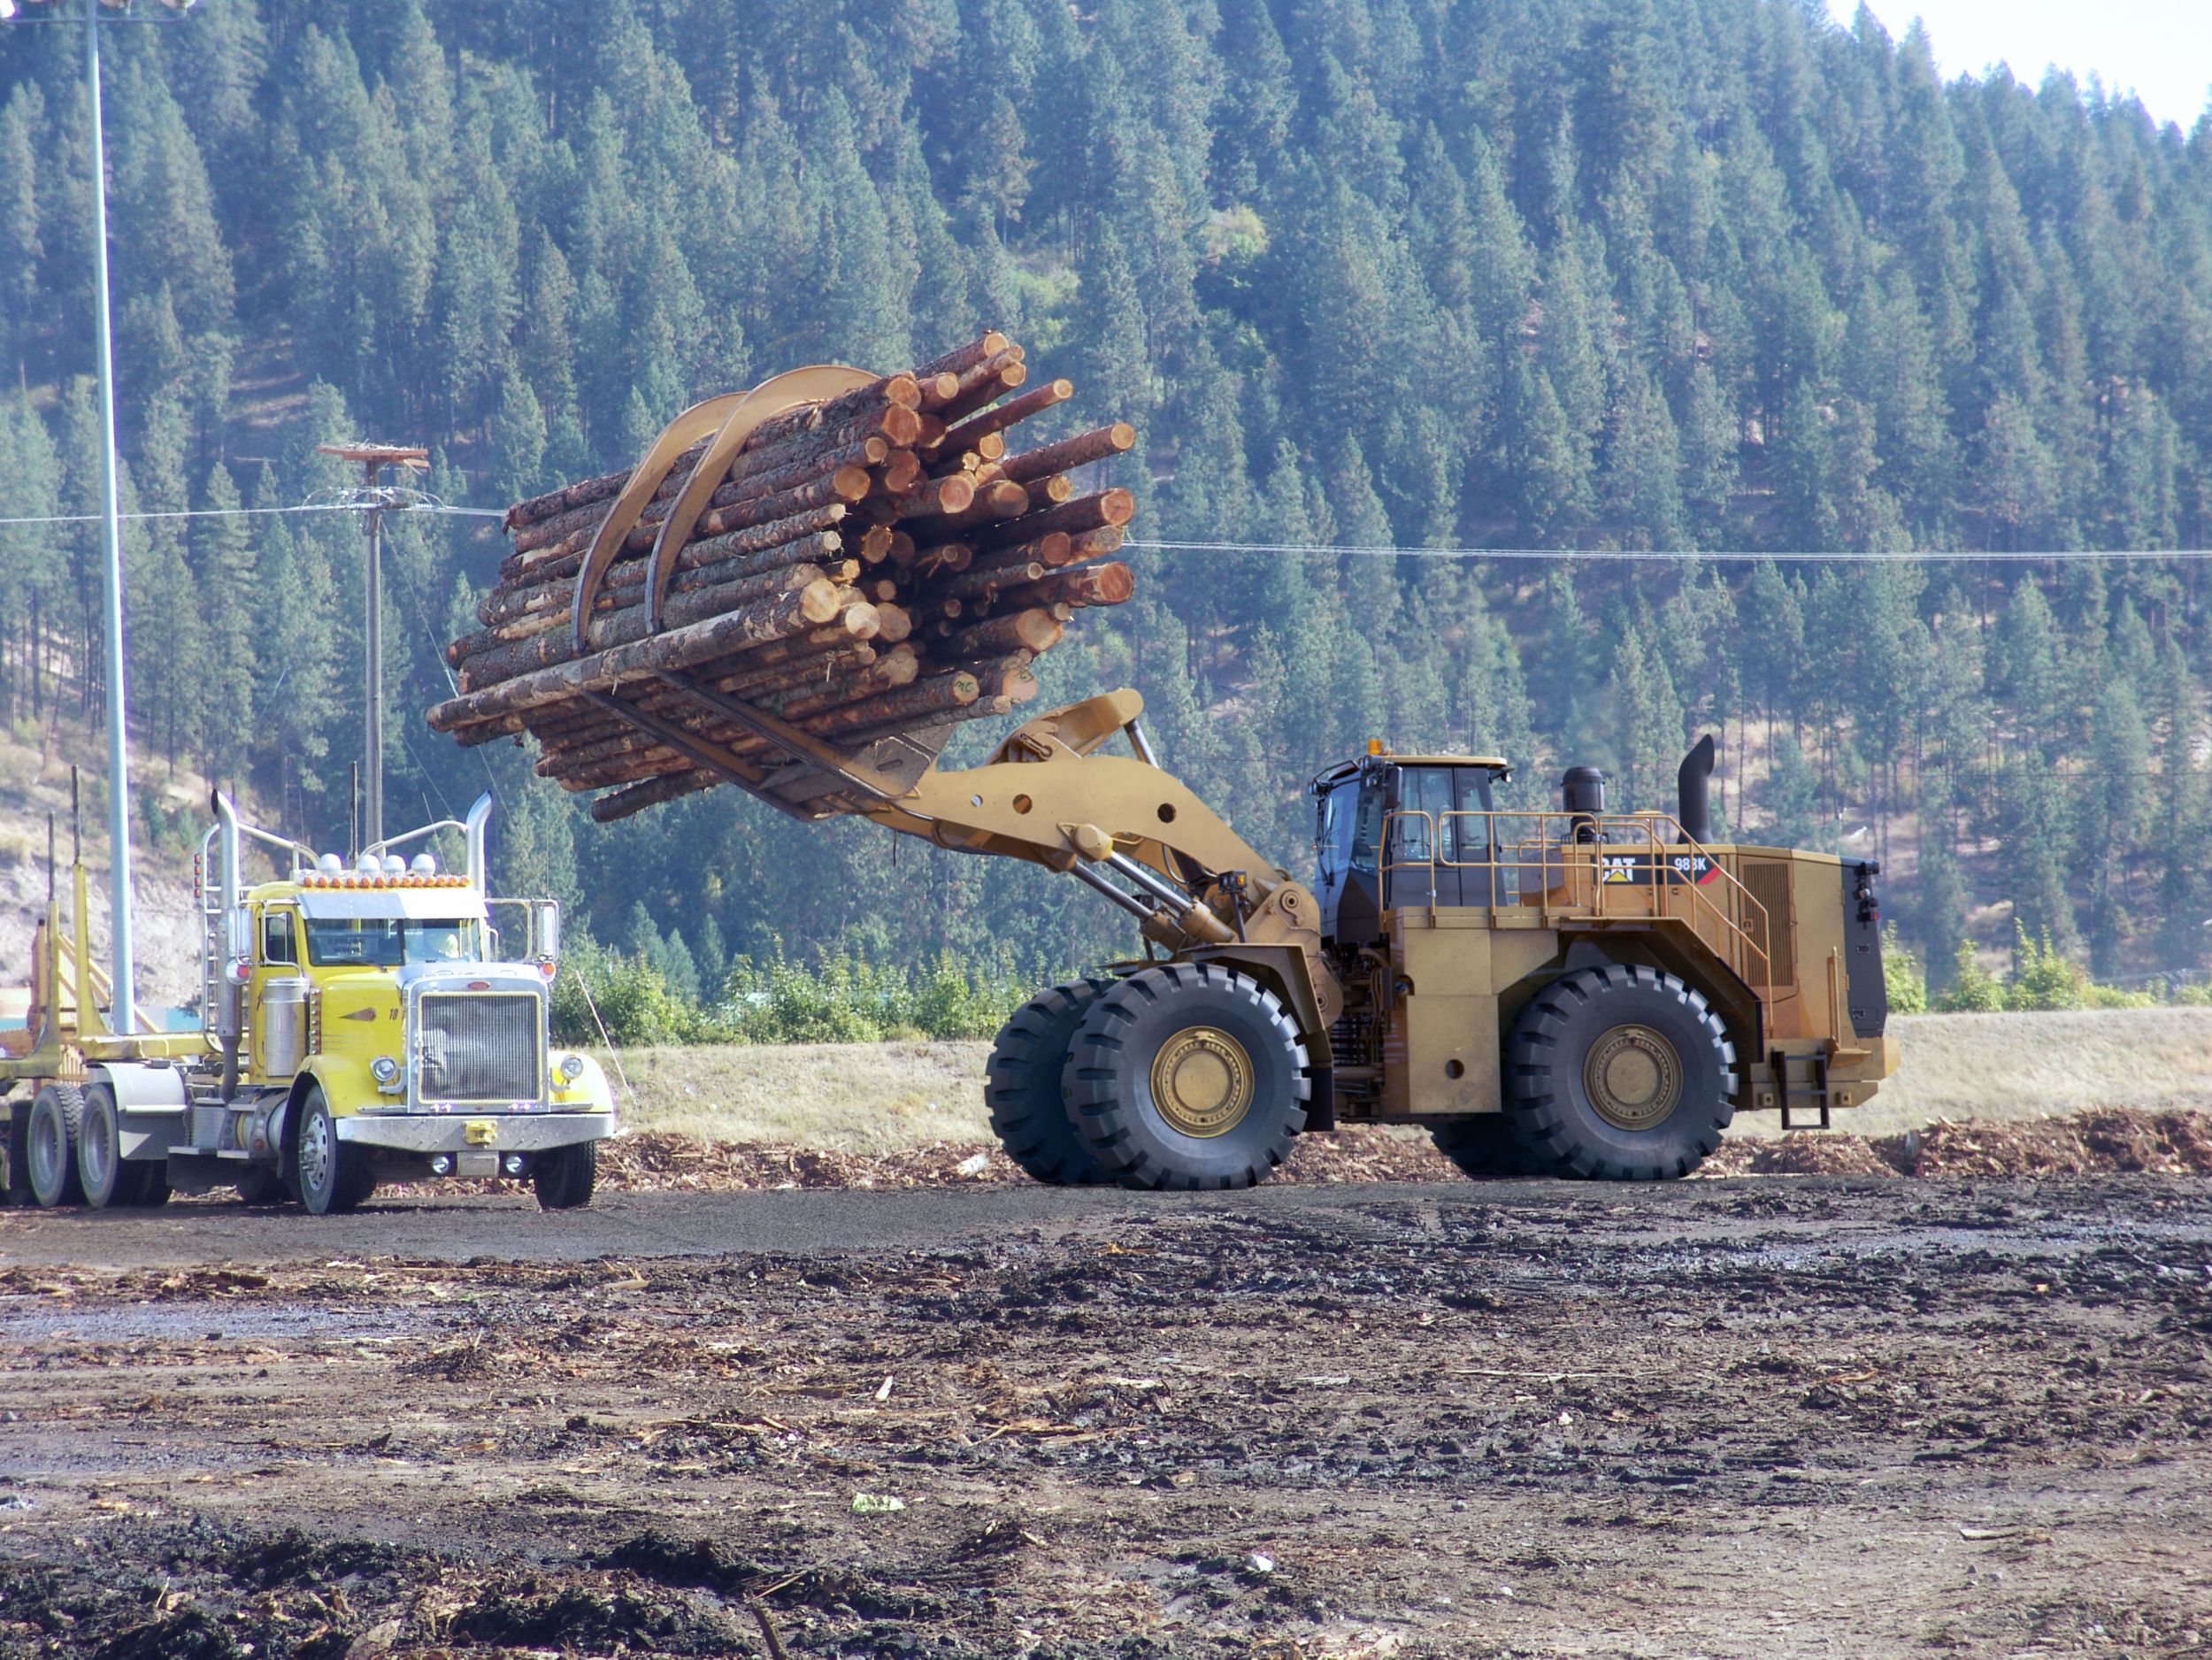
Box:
[4, 0, 2212, 1015]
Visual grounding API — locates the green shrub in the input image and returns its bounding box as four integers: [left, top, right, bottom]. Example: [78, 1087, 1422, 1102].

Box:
[715, 941, 1036, 1046]
[550, 939, 714, 1048]
[2004, 924, 2086, 1012]
[1881, 924, 1926, 1015]
[1933, 941, 2005, 1012]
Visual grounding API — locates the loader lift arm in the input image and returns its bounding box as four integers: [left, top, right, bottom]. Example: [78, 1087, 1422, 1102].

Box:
[856, 689, 1345, 1038]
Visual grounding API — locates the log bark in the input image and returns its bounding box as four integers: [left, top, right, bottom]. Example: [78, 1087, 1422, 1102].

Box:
[972, 488, 1135, 552]
[941, 608, 1063, 659]
[591, 769, 718, 822]
[426, 585, 856, 732]
[998, 423, 1137, 486]
[467, 529, 845, 647]
[457, 567, 838, 690]
[929, 380, 1072, 457]
[988, 561, 1135, 612]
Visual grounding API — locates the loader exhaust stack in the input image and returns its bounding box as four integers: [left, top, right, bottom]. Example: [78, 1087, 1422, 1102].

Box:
[1677, 734, 1716, 843]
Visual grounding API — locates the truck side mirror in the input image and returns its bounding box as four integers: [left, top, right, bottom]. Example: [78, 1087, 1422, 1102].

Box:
[535, 902, 561, 962]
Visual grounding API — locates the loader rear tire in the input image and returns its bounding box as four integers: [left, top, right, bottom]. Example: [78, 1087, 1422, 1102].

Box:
[27, 1084, 85, 1209]
[1505, 964, 1735, 1180]
[1430, 1113, 1555, 1179]
[1063, 964, 1310, 1190]
[986, 980, 1117, 1185]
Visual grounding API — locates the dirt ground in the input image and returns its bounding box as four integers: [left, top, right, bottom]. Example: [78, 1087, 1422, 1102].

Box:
[2, 1164, 2209, 1658]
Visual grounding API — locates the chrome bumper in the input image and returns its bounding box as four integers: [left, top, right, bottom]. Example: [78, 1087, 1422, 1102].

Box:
[335, 1111, 616, 1153]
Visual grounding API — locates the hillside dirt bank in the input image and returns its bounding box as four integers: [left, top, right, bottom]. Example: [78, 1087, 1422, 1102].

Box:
[3, 1175, 2208, 1657]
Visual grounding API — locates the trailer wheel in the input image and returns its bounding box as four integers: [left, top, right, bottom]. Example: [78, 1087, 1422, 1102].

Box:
[76, 1083, 128, 1209]
[986, 980, 1117, 1184]
[534, 1140, 597, 1210]
[1505, 964, 1736, 1180]
[27, 1084, 86, 1208]
[1430, 1113, 1556, 1179]
[292, 1087, 371, 1216]
[1063, 964, 1310, 1190]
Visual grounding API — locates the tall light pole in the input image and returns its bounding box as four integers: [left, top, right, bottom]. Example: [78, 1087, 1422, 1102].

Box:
[84, 0, 136, 1031]
[6, 0, 204, 1031]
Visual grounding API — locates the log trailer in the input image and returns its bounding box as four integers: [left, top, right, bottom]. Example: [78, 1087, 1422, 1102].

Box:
[0, 794, 615, 1215]
[666, 686, 1898, 1187]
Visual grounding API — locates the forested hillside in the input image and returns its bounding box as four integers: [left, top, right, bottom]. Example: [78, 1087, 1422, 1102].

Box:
[3, 0, 2211, 999]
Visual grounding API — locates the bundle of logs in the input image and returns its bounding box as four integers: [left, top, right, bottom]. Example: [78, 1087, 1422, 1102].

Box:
[426, 334, 1136, 822]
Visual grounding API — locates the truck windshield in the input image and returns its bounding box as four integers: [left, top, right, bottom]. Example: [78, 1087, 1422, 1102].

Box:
[303, 918, 482, 968]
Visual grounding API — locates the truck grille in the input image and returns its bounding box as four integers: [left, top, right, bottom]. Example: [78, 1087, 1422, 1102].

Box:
[416, 993, 542, 1104]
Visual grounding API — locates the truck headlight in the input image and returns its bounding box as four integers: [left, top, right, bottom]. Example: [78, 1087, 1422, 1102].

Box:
[557, 1054, 585, 1084]
[370, 1056, 400, 1086]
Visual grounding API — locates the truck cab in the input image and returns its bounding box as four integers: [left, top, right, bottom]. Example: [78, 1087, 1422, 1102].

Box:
[2, 793, 615, 1215]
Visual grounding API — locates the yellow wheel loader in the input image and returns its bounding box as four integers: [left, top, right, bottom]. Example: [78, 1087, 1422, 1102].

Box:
[689, 684, 1899, 1187]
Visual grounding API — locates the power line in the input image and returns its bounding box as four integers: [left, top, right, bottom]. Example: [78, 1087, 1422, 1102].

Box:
[0, 501, 503, 528]
[1123, 538, 2212, 563]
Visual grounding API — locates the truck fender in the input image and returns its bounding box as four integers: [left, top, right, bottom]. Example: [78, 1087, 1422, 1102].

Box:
[88, 1061, 189, 1164]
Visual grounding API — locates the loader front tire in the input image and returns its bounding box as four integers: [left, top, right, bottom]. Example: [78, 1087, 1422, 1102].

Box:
[1505, 964, 1736, 1180]
[1063, 964, 1310, 1190]
[986, 980, 1117, 1185]
[27, 1084, 85, 1209]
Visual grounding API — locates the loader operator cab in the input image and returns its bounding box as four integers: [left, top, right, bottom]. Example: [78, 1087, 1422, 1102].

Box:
[1310, 750, 1513, 941]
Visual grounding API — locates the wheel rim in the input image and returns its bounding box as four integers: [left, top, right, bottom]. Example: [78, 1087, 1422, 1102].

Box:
[81, 1102, 114, 1195]
[1583, 1023, 1684, 1132]
[299, 1108, 334, 1199]
[1148, 1025, 1255, 1138]
[29, 1104, 64, 1195]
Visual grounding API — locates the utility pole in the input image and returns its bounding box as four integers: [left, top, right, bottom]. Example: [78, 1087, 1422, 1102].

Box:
[319, 443, 428, 852]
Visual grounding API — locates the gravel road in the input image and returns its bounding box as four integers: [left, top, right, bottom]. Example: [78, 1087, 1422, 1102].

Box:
[3, 1175, 2208, 1657]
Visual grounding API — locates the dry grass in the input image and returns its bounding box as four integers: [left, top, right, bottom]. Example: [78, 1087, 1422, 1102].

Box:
[595, 1009, 2212, 1152]
[1754, 1008, 2212, 1138]
[600, 1040, 993, 1151]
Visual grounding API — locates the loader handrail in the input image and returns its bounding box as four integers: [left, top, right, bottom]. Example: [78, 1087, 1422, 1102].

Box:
[1379, 808, 1775, 1011]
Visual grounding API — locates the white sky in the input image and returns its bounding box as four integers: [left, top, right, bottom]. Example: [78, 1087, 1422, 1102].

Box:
[1826, 0, 2212, 129]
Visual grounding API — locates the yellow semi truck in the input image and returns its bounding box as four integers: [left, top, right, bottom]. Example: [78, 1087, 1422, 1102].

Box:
[1, 794, 615, 1214]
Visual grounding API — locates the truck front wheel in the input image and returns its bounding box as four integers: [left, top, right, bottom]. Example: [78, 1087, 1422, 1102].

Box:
[292, 1087, 373, 1216]
[1505, 964, 1736, 1180]
[534, 1140, 597, 1210]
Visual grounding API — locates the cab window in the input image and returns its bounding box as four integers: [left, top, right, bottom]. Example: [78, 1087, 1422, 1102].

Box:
[261, 910, 298, 966]
[1389, 766, 1461, 866]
